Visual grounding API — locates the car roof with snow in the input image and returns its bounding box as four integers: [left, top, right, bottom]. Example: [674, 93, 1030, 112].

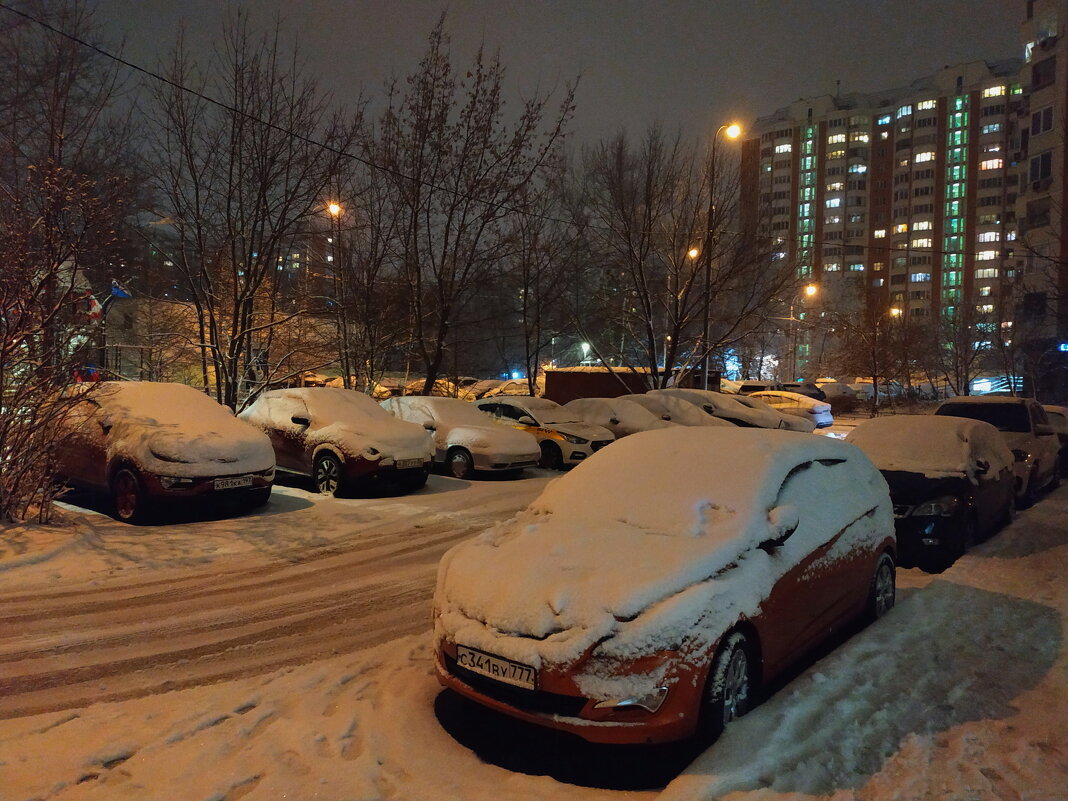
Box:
[846, 414, 1013, 481]
[750, 390, 829, 407]
[258, 387, 394, 422]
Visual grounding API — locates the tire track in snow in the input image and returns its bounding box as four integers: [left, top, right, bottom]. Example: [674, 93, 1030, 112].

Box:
[0, 495, 515, 720]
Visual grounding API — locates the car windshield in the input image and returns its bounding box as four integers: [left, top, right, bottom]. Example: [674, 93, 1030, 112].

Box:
[531, 407, 583, 425]
[302, 388, 392, 423]
[937, 402, 1030, 433]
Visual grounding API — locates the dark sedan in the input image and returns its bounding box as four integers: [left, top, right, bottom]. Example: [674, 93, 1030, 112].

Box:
[846, 415, 1015, 571]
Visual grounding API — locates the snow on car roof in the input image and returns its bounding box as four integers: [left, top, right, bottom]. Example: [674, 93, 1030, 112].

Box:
[846, 414, 1013, 482]
[386, 395, 489, 425]
[96, 381, 236, 426]
[533, 426, 869, 539]
[750, 390, 830, 409]
[564, 397, 673, 433]
[266, 387, 394, 422]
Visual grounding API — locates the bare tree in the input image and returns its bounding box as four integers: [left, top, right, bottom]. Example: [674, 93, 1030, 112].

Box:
[574, 124, 796, 388]
[0, 0, 130, 522]
[145, 13, 360, 409]
[376, 17, 574, 394]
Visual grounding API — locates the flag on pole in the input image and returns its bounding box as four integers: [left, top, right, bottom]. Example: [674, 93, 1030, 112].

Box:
[111, 279, 132, 298]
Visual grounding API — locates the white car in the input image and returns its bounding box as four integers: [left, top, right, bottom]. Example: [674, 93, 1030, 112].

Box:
[749, 390, 834, 429]
[473, 396, 614, 469]
[653, 388, 809, 431]
[620, 393, 736, 427]
[381, 396, 540, 479]
[562, 397, 677, 439]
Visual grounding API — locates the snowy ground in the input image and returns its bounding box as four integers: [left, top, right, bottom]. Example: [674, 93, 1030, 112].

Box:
[1, 469, 1066, 800]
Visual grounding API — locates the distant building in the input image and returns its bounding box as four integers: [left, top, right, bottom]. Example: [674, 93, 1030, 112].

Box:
[741, 0, 1068, 399]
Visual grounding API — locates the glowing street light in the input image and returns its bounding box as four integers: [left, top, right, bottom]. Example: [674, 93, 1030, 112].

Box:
[804, 283, 818, 298]
[724, 123, 742, 139]
[890, 306, 903, 317]
[688, 247, 700, 260]
[327, 202, 342, 217]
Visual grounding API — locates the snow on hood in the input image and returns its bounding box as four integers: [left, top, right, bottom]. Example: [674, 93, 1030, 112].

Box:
[621, 393, 735, 427]
[436, 427, 887, 669]
[651, 388, 789, 430]
[562, 397, 677, 437]
[96, 382, 274, 477]
[846, 415, 1014, 483]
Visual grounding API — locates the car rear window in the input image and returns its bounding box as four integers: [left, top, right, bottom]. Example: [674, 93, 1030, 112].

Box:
[936, 402, 1030, 433]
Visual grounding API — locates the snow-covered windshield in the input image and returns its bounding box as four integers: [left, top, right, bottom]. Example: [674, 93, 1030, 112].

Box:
[98, 382, 234, 426]
[405, 397, 490, 426]
[301, 388, 393, 424]
[531, 407, 583, 425]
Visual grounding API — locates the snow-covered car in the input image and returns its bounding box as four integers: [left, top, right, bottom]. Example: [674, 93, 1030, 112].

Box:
[54, 382, 275, 523]
[749, 390, 834, 429]
[239, 388, 434, 495]
[846, 415, 1015, 571]
[653, 388, 805, 431]
[1042, 405, 1068, 471]
[935, 396, 1061, 507]
[433, 427, 897, 744]
[562, 397, 677, 439]
[731, 393, 817, 432]
[620, 393, 736, 428]
[480, 378, 544, 398]
[380, 396, 540, 479]
[737, 380, 783, 394]
[403, 378, 476, 401]
[473, 396, 614, 470]
[781, 381, 827, 401]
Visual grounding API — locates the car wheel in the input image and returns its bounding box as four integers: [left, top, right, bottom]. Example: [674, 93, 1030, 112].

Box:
[998, 492, 1016, 533]
[314, 452, 345, 496]
[111, 467, 148, 524]
[1020, 467, 1040, 509]
[1047, 460, 1061, 491]
[447, 448, 474, 480]
[866, 552, 896, 621]
[703, 631, 755, 739]
[539, 441, 563, 470]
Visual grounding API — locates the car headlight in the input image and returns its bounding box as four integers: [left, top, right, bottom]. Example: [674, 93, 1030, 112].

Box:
[159, 475, 195, 489]
[911, 495, 960, 517]
[562, 433, 589, 445]
[1012, 448, 1030, 463]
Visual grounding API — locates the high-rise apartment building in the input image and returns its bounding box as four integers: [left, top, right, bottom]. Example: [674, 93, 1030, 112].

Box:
[741, 0, 1068, 399]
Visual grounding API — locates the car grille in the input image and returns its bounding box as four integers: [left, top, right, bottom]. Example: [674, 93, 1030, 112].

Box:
[444, 653, 587, 717]
[893, 503, 912, 518]
[590, 440, 612, 452]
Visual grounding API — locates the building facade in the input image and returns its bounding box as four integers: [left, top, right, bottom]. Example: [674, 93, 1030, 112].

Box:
[741, 0, 1068, 398]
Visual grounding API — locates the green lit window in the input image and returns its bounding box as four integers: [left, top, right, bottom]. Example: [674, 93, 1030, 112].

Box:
[947, 182, 965, 199]
[801, 172, 815, 187]
[799, 202, 812, 217]
[949, 111, 968, 129]
[799, 218, 814, 233]
[953, 96, 968, 112]
[945, 199, 961, 216]
[944, 253, 963, 269]
[802, 141, 814, 155]
[947, 165, 966, 182]
[947, 217, 964, 234]
[805, 126, 816, 139]
[798, 264, 812, 278]
[801, 187, 815, 201]
[943, 270, 962, 287]
[948, 147, 967, 164]
[802, 156, 814, 170]
[944, 235, 963, 251]
[949, 130, 968, 146]
[1011, 84, 1023, 95]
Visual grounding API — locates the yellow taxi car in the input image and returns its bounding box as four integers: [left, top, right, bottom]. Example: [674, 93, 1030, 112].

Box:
[474, 396, 614, 469]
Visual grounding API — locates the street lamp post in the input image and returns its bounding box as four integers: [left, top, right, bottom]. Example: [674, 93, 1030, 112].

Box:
[698, 123, 742, 390]
[327, 201, 352, 389]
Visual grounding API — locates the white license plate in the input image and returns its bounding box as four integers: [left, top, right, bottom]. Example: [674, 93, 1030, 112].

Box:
[395, 458, 424, 469]
[455, 645, 536, 690]
[214, 475, 253, 491]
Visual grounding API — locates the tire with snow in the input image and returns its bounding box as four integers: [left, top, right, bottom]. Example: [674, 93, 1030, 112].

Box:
[111, 467, 149, 524]
[447, 447, 474, 480]
[866, 552, 896, 621]
[702, 630, 756, 739]
[314, 452, 345, 497]
[539, 441, 563, 471]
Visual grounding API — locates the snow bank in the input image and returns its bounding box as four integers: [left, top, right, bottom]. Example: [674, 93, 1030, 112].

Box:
[846, 414, 1014, 483]
[96, 382, 274, 477]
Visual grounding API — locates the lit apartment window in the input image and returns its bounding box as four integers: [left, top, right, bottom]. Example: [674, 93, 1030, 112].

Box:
[827, 134, 846, 144]
[913, 220, 932, 231]
[825, 215, 842, 225]
[898, 157, 911, 167]
[980, 158, 1004, 170]
[977, 231, 1001, 243]
[826, 181, 845, 191]
[848, 163, 868, 174]
[893, 223, 909, 234]
[912, 238, 933, 248]
[976, 250, 998, 261]
[977, 304, 996, 314]
[917, 99, 937, 110]
[775, 143, 792, 153]
[910, 272, 931, 282]
[978, 286, 992, 297]
[915, 151, 935, 163]
[982, 86, 1006, 98]
[848, 264, 865, 272]
[897, 104, 913, 118]
[826, 197, 842, 208]
[827, 149, 845, 160]
[874, 229, 887, 238]
[880, 131, 889, 140]
[824, 262, 841, 272]
[981, 123, 1002, 134]
[878, 115, 892, 125]
[850, 132, 870, 143]
[975, 267, 999, 279]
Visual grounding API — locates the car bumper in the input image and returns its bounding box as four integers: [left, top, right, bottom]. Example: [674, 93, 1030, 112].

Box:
[471, 452, 541, 471]
[434, 642, 703, 745]
[143, 469, 274, 503]
[342, 456, 432, 484]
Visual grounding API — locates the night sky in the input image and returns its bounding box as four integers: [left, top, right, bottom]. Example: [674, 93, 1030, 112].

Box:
[90, 0, 1022, 146]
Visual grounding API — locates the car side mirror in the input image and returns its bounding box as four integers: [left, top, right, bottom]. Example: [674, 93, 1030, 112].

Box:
[759, 505, 799, 552]
[1035, 423, 1054, 436]
[291, 415, 310, 427]
[517, 415, 536, 426]
[609, 417, 620, 425]
[422, 421, 437, 431]
[975, 459, 990, 475]
[98, 418, 113, 435]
